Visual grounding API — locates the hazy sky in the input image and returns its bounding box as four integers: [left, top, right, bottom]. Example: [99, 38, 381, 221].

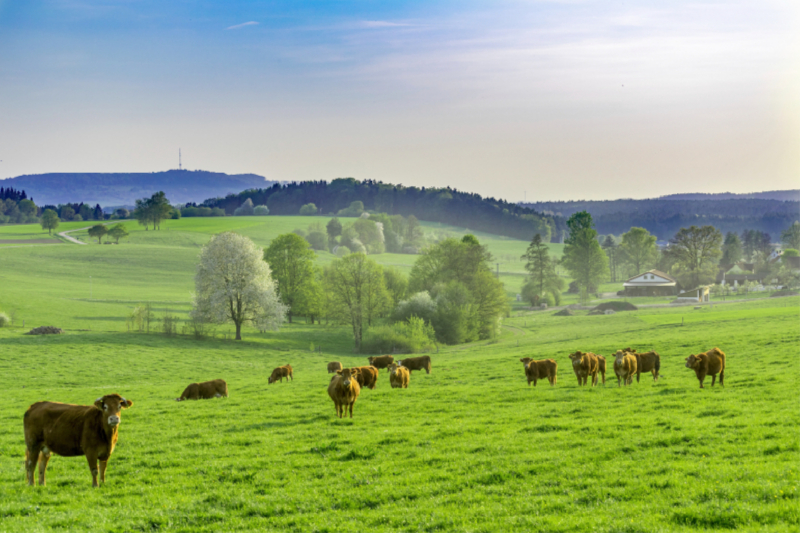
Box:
[1, 0, 798, 201]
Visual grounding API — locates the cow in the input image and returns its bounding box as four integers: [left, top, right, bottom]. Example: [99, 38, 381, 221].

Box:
[268, 364, 293, 384]
[367, 355, 394, 370]
[627, 350, 661, 382]
[613, 350, 638, 387]
[353, 366, 379, 390]
[388, 363, 410, 389]
[596, 355, 607, 385]
[568, 351, 601, 386]
[23, 394, 133, 487]
[176, 379, 228, 401]
[519, 358, 558, 387]
[398, 355, 432, 374]
[328, 368, 361, 418]
[685, 348, 726, 388]
[327, 362, 343, 374]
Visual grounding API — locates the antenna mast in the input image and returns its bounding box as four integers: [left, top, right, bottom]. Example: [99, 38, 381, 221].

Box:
[179, 149, 182, 170]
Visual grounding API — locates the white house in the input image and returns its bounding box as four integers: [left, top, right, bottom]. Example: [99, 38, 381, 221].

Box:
[622, 269, 678, 296]
[677, 286, 711, 303]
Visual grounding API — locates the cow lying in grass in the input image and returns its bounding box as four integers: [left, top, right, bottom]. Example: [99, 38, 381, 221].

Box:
[176, 379, 228, 401]
[367, 355, 394, 369]
[268, 364, 293, 384]
[398, 356, 432, 374]
[568, 351, 602, 386]
[328, 368, 361, 418]
[353, 366, 379, 390]
[613, 350, 637, 387]
[685, 348, 726, 388]
[388, 363, 410, 389]
[327, 362, 342, 374]
[519, 358, 558, 386]
[24, 394, 133, 487]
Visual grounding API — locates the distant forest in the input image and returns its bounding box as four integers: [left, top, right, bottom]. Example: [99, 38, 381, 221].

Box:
[523, 196, 800, 240]
[200, 178, 562, 242]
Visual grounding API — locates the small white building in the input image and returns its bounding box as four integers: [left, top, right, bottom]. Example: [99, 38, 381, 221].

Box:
[677, 286, 710, 303]
[622, 270, 678, 296]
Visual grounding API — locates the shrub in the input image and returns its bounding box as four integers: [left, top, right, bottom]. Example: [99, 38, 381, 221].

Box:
[334, 245, 351, 257]
[393, 291, 436, 324]
[0, 312, 9, 327]
[593, 301, 638, 312]
[233, 198, 255, 216]
[306, 231, 327, 250]
[162, 311, 179, 337]
[254, 205, 269, 216]
[293, 228, 307, 238]
[299, 203, 317, 216]
[361, 316, 436, 354]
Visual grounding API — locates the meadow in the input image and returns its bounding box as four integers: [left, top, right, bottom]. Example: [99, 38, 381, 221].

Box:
[0, 217, 798, 532]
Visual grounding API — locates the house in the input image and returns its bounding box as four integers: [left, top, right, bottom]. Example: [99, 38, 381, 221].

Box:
[622, 269, 678, 296]
[677, 286, 710, 303]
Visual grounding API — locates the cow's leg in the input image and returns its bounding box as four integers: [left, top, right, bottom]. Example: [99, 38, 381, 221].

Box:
[711, 374, 717, 387]
[349, 402, 354, 418]
[38, 448, 51, 486]
[636, 371, 641, 383]
[719, 370, 724, 387]
[617, 375, 621, 387]
[698, 372, 706, 388]
[85, 452, 99, 487]
[25, 443, 43, 486]
[99, 460, 108, 483]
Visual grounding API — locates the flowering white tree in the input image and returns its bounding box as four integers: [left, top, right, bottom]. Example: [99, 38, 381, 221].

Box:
[192, 232, 286, 340]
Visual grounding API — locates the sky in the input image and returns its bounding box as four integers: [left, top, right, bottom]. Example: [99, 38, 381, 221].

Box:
[0, 0, 798, 202]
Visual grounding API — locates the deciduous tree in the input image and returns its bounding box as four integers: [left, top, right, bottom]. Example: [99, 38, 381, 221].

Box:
[107, 223, 129, 244]
[264, 233, 318, 323]
[782, 221, 800, 251]
[88, 224, 108, 244]
[721, 232, 743, 266]
[561, 211, 609, 297]
[664, 225, 723, 288]
[619, 227, 658, 276]
[40, 209, 59, 235]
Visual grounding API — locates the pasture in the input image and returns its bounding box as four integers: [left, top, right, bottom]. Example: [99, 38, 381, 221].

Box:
[0, 217, 798, 532]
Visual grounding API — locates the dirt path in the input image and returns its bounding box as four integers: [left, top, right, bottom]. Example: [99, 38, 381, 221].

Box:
[57, 222, 114, 245]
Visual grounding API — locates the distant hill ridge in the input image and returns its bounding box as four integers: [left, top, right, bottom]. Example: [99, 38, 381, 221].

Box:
[658, 190, 799, 202]
[0, 170, 277, 206]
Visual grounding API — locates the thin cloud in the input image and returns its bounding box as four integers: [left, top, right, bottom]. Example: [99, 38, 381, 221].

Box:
[225, 21, 259, 31]
[360, 21, 410, 29]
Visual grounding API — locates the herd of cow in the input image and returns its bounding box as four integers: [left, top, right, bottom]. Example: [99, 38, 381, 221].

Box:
[22, 348, 724, 488]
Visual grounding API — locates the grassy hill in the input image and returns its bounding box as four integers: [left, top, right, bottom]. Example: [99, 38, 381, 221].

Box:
[0, 216, 797, 532]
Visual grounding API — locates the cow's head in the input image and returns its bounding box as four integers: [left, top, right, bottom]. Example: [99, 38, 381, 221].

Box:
[367, 357, 375, 364]
[94, 394, 132, 427]
[388, 363, 400, 375]
[685, 354, 700, 368]
[520, 357, 533, 369]
[614, 350, 628, 362]
[337, 368, 360, 387]
[568, 352, 584, 366]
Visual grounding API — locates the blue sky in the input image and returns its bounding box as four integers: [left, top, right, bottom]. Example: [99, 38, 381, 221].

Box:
[0, 0, 797, 201]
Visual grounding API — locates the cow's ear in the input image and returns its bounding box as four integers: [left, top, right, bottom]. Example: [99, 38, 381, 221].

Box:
[121, 398, 133, 408]
[94, 398, 104, 409]
[336, 370, 343, 375]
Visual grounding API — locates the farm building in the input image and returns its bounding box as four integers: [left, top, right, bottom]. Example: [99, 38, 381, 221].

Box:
[621, 270, 677, 296]
[676, 286, 710, 303]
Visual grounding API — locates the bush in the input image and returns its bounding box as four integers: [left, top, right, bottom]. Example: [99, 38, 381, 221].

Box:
[162, 311, 179, 336]
[254, 205, 269, 216]
[0, 312, 9, 327]
[299, 203, 317, 216]
[233, 198, 255, 216]
[306, 231, 327, 250]
[293, 228, 307, 238]
[334, 245, 351, 257]
[592, 301, 638, 312]
[361, 316, 436, 354]
[393, 292, 436, 323]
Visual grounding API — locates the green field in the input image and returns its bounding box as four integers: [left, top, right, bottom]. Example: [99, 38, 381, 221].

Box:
[0, 218, 798, 532]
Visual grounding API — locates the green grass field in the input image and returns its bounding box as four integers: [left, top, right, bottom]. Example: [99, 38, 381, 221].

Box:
[0, 218, 798, 532]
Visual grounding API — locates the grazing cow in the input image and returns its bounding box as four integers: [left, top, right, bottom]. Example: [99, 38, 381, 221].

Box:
[23, 394, 133, 487]
[176, 379, 228, 401]
[367, 355, 394, 369]
[596, 355, 607, 385]
[268, 364, 293, 384]
[568, 351, 601, 386]
[685, 348, 726, 388]
[519, 358, 558, 387]
[327, 362, 343, 374]
[328, 368, 361, 418]
[388, 363, 410, 389]
[353, 366, 379, 390]
[613, 350, 638, 387]
[398, 355, 432, 374]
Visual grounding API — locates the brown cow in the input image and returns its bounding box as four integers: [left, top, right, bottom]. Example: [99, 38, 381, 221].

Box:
[519, 358, 558, 387]
[597, 355, 607, 385]
[628, 350, 661, 383]
[23, 394, 133, 487]
[367, 355, 394, 369]
[398, 355, 432, 374]
[353, 366, 379, 390]
[685, 347, 726, 388]
[328, 368, 361, 418]
[327, 362, 343, 374]
[388, 363, 410, 389]
[268, 364, 293, 384]
[176, 379, 228, 401]
[568, 351, 601, 386]
[613, 350, 638, 386]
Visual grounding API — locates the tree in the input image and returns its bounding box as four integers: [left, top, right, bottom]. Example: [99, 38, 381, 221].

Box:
[324, 253, 390, 351]
[299, 203, 318, 216]
[134, 191, 172, 230]
[382, 266, 408, 308]
[60, 205, 75, 221]
[263, 233, 318, 323]
[79, 203, 93, 221]
[40, 209, 60, 235]
[601, 235, 619, 282]
[88, 224, 108, 244]
[192, 232, 286, 340]
[107, 223, 129, 244]
[619, 227, 658, 276]
[782, 222, 800, 251]
[326, 217, 342, 247]
[721, 232, 743, 266]
[561, 211, 609, 297]
[234, 198, 255, 216]
[115, 208, 129, 219]
[521, 233, 563, 302]
[93, 204, 104, 221]
[253, 205, 269, 216]
[664, 225, 723, 288]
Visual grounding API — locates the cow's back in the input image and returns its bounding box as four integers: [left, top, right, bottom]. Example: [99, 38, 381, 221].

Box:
[24, 402, 97, 457]
[706, 348, 725, 374]
[180, 383, 201, 400]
